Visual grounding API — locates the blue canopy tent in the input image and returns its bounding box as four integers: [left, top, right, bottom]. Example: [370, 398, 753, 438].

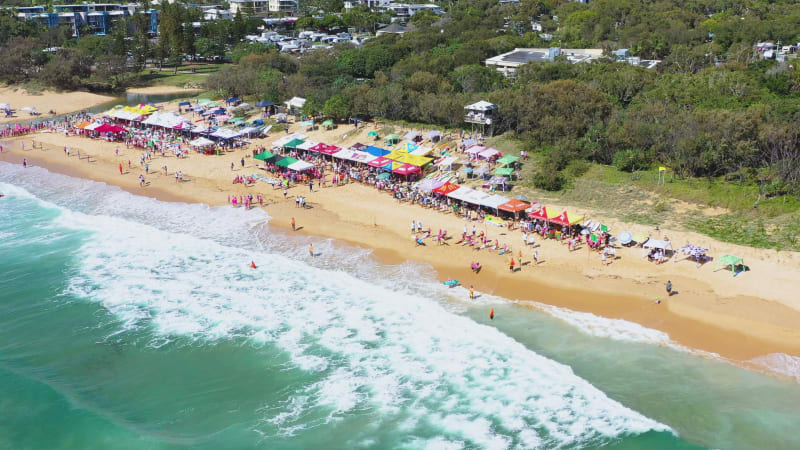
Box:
[178, 101, 191, 107]
[212, 108, 225, 115]
[225, 97, 240, 104]
[255, 100, 274, 108]
[252, 119, 264, 126]
[364, 145, 390, 157]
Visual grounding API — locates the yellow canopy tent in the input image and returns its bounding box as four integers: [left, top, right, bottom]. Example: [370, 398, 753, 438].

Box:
[390, 151, 433, 167]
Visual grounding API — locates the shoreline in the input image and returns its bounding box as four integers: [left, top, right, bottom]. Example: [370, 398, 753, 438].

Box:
[126, 85, 204, 95]
[4, 133, 800, 382]
[0, 86, 115, 125]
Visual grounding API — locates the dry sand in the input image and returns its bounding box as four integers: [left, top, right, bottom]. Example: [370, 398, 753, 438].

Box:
[4, 107, 800, 377]
[0, 86, 114, 124]
[126, 85, 203, 95]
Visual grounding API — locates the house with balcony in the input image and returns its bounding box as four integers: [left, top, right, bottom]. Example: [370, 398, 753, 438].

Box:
[464, 100, 497, 136]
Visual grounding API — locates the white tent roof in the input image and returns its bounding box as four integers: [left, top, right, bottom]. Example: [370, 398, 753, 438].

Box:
[285, 96, 306, 109]
[189, 137, 215, 147]
[464, 100, 497, 111]
[296, 140, 318, 151]
[410, 147, 432, 156]
[239, 126, 262, 136]
[84, 122, 103, 130]
[479, 194, 508, 209]
[643, 239, 673, 250]
[332, 149, 377, 163]
[436, 156, 458, 167]
[211, 128, 240, 139]
[142, 112, 189, 129]
[273, 132, 307, 147]
[424, 130, 441, 139]
[446, 186, 476, 202]
[288, 160, 314, 171]
[403, 131, 420, 140]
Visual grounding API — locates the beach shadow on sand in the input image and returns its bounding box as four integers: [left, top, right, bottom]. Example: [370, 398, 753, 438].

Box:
[295, 226, 304, 231]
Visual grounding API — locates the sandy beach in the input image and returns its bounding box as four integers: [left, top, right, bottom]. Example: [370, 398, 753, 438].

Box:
[126, 85, 204, 95]
[0, 86, 114, 124]
[3, 108, 800, 377]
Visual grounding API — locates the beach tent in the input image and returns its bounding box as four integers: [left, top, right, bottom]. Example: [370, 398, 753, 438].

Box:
[84, 122, 103, 131]
[276, 157, 298, 168]
[284, 138, 305, 149]
[288, 160, 314, 172]
[494, 167, 514, 177]
[273, 133, 307, 147]
[549, 210, 585, 227]
[462, 138, 477, 148]
[367, 156, 394, 169]
[390, 151, 432, 167]
[333, 150, 377, 164]
[94, 123, 126, 133]
[447, 186, 477, 202]
[433, 182, 460, 195]
[498, 198, 530, 214]
[528, 206, 553, 221]
[364, 145, 390, 157]
[424, 130, 441, 141]
[716, 255, 744, 274]
[497, 155, 519, 166]
[403, 131, 420, 141]
[296, 140, 318, 151]
[393, 163, 420, 176]
[178, 101, 191, 107]
[466, 145, 485, 155]
[197, 98, 211, 105]
[416, 178, 446, 193]
[225, 97, 240, 104]
[351, 143, 366, 150]
[479, 194, 509, 210]
[410, 147, 433, 156]
[385, 134, 401, 145]
[436, 156, 458, 170]
[478, 147, 501, 160]
[254, 150, 276, 161]
[642, 239, 673, 250]
[255, 100, 274, 108]
[189, 137, 215, 148]
[74, 121, 91, 129]
[310, 143, 340, 156]
[211, 128, 240, 139]
[406, 142, 418, 152]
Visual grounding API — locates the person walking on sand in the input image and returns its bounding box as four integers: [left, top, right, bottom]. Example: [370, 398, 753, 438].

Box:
[601, 251, 607, 266]
[119, 163, 123, 175]
[533, 249, 539, 266]
[509, 257, 515, 272]
[518, 250, 523, 268]
[469, 285, 474, 300]
[291, 217, 296, 231]
[666, 280, 673, 296]
[308, 243, 314, 257]
[22, 158, 27, 168]
[489, 308, 494, 320]
[241, 157, 245, 168]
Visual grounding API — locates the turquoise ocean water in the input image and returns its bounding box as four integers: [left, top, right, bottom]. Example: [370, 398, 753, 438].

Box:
[2, 161, 800, 449]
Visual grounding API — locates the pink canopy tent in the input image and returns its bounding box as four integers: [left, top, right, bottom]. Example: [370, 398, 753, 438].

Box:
[478, 147, 500, 159]
[94, 123, 126, 133]
[393, 163, 420, 176]
[310, 143, 341, 156]
[466, 145, 486, 155]
[367, 156, 394, 168]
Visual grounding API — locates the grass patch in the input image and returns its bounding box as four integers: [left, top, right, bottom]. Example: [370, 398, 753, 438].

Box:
[135, 64, 224, 88]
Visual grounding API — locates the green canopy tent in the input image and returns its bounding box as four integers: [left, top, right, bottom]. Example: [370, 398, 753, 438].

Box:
[716, 254, 744, 275]
[254, 151, 276, 162]
[385, 134, 400, 145]
[284, 139, 305, 150]
[276, 157, 298, 168]
[496, 155, 519, 166]
[494, 167, 515, 179]
[322, 120, 334, 128]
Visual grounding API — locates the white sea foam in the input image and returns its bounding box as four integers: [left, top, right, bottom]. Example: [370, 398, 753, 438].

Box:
[3, 165, 674, 447]
[750, 353, 800, 382]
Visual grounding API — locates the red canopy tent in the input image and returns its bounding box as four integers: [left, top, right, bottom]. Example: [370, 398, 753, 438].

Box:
[393, 163, 420, 176]
[367, 156, 393, 168]
[432, 182, 460, 195]
[528, 206, 553, 221]
[498, 198, 530, 214]
[310, 143, 341, 156]
[94, 123, 126, 133]
[548, 210, 584, 227]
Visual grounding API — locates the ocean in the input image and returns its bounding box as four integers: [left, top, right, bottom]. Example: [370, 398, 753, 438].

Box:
[2, 161, 800, 449]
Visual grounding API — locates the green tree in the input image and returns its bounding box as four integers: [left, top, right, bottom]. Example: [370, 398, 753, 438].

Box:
[323, 94, 351, 120]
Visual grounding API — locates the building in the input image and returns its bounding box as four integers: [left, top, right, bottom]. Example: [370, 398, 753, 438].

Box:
[269, 0, 298, 14]
[464, 100, 497, 136]
[485, 47, 604, 77]
[612, 49, 661, 69]
[384, 3, 442, 20]
[231, 0, 296, 16]
[17, 3, 135, 36]
[344, 0, 391, 11]
[202, 7, 233, 21]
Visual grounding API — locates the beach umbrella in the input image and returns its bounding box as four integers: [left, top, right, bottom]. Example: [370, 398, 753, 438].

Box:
[368, 131, 378, 136]
[376, 172, 390, 181]
[618, 232, 633, 245]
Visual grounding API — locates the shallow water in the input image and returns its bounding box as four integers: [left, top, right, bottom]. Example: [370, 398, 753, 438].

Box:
[2, 162, 800, 449]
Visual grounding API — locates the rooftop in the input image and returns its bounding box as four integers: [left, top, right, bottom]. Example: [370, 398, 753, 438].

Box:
[485, 47, 604, 68]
